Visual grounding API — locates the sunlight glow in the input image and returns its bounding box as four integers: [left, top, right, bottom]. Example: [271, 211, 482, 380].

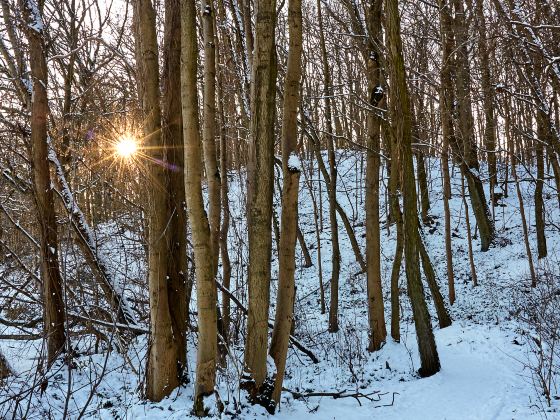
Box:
[115, 135, 138, 159]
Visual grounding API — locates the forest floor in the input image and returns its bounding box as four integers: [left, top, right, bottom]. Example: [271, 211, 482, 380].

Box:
[1, 152, 559, 419]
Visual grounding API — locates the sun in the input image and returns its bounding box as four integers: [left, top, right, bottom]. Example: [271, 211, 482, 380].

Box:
[115, 135, 138, 159]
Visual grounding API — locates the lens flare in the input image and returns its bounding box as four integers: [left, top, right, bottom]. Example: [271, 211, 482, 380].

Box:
[115, 136, 138, 159]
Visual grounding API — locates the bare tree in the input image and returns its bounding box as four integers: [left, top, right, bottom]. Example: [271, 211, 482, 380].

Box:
[269, 0, 303, 407]
[243, 0, 278, 400]
[21, 0, 66, 368]
[181, 0, 218, 414]
[385, 0, 440, 377]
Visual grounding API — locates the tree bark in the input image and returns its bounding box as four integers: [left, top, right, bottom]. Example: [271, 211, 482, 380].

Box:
[269, 0, 302, 407]
[163, 0, 189, 382]
[386, 0, 440, 377]
[535, 111, 548, 259]
[22, 0, 66, 368]
[243, 0, 277, 397]
[202, 0, 222, 277]
[364, 0, 387, 352]
[316, 0, 341, 333]
[438, 0, 456, 304]
[181, 0, 218, 413]
[134, 0, 180, 401]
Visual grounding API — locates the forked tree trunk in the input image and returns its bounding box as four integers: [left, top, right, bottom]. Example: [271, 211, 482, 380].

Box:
[386, 0, 440, 377]
[243, 0, 278, 397]
[22, 0, 66, 368]
[181, 0, 218, 413]
[269, 0, 302, 406]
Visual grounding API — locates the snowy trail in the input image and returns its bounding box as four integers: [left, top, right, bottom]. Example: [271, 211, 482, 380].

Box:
[275, 324, 535, 420]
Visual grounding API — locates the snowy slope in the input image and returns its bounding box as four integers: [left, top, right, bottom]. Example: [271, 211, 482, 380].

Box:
[1, 151, 559, 419]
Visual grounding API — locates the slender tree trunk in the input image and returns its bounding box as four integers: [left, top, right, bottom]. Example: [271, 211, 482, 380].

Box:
[218, 70, 232, 347]
[364, 0, 386, 352]
[418, 238, 452, 328]
[316, 0, 341, 333]
[296, 226, 313, 268]
[303, 157, 326, 314]
[386, 0, 440, 377]
[461, 174, 479, 286]
[411, 101, 430, 224]
[439, 0, 456, 304]
[202, 0, 222, 276]
[23, 0, 66, 368]
[181, 0, 218, 413]
[269, 0, 302, 406]
[389, 189, 403, 342]
[243, 0, 277, 397]
[504, 99, 537, 286]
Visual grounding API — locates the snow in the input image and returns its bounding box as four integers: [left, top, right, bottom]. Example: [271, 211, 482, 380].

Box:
[26, 0, 44, 33]
[47, 140, 139, 327]
[1, 151, 559, 419]
[288, 153, 301, 171]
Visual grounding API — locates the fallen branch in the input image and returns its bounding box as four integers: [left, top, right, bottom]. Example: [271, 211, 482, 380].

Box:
[48, 143, 139, 330]
[283, 387, 398, 407]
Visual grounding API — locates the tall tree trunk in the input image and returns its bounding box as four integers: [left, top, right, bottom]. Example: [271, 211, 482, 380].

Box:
[163, 0, 188, 383]
[438, 0, 456, 304]
[364, 0, 387, 352]
[22, 0, 66, 368]
[386, 0, 440, 377]
[269, 0, 302, 407]
[181, 0, 218, 413]
[243, 0, 278, 397]
[202, 0, 222, 276]
[134, 0, 182, 402]
[316, 0, 341, 333]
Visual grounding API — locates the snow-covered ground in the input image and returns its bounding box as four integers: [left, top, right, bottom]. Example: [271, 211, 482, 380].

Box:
[1, 151, 559, 419]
